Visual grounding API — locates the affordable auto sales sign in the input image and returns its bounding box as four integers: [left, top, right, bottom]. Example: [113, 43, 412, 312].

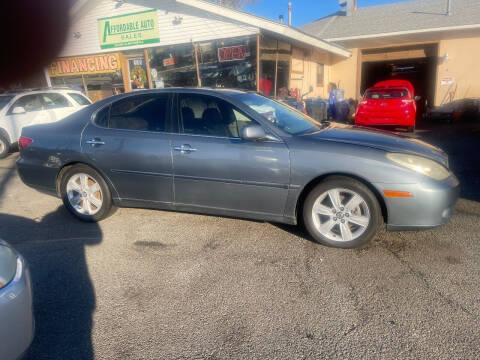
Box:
[98, 10, 160, 49]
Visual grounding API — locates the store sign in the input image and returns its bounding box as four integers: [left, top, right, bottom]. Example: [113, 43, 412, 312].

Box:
[98, 9, 160, 49]
[162, 57, 176, 67]
[440, 77, 454, 86]
[218, 45, 247, 62]
[48, 53, 121, 77]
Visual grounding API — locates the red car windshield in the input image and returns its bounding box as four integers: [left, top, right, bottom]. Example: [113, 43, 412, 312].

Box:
[364, 88, 410, 100]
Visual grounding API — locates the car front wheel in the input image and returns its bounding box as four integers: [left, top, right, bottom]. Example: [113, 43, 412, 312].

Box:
[60, 164, 112, 222]
[303, 176, 382, 248]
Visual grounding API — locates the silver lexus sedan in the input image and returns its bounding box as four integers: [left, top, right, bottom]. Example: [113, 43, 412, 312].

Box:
[17, 89, 459, 248]
[0, 239, 34, 360]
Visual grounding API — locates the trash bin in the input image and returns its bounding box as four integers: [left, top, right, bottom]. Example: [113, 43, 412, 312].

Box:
[305, 98, 328, 122]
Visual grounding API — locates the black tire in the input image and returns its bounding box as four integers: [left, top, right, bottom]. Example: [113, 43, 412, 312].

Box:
[0, 134, 10, 159]
[302, 176, 382, 248]
[60, 164, 113, 222]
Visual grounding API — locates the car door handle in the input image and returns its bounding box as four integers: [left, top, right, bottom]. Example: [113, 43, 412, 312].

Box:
[86, 139, 105, 146]
[173, 145, 197, 153]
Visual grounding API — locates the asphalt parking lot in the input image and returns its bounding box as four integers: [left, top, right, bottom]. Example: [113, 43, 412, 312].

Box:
[1, 121, 479, 359]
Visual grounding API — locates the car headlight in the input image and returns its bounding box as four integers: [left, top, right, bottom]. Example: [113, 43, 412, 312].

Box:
[0, 244, 18, 290]
[386, 153, 450, 180]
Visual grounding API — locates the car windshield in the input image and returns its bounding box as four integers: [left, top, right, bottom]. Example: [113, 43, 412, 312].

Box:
[233, 93, 320, 135]
[365, 88, 410, 100]
[0, 96, 14, 111]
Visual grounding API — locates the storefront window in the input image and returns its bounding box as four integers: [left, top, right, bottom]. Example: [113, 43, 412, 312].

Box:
[148, 44, 197, 88]
[51, 71, 124, 102]
[51, 76, 85, 92]
[317, 63, 325, 87]
[260, 37, 291, 99]
[197, 36, 257, 90]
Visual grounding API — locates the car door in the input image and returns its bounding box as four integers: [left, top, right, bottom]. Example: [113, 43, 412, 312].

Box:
[39, 93, 76, 122]
[171, 93, 290, 217]
[81, 93, 174, 205]
[6, 94, 50, 141]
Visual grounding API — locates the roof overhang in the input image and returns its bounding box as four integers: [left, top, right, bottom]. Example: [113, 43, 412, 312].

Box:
[326, 23, 480, 49]
[175, 0, 351, 57]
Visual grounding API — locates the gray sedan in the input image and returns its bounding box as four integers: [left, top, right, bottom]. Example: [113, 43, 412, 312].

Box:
[0, 239, 34, 360]
[17, 89, 459, 248]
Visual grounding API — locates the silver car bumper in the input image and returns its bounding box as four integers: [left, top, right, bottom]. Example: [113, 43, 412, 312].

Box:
[374, 174, 460, 231]
[0, 255, 34, 360]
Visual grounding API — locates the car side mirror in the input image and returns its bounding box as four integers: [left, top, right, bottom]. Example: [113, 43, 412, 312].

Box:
[12, 106, 26, 114]
[241, 125, 266, 141]
[414, 96, 421, 101]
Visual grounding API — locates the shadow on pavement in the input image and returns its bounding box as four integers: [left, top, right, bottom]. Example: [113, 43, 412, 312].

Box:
[0, 207, 102, 360]
[0, 164, 16, 203]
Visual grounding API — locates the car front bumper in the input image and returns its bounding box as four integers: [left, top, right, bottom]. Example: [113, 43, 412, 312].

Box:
[0, 255, 34, 360]
[374, 174, 460, 231]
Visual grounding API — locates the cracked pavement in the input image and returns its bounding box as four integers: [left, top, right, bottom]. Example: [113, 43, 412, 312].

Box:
[0, 121, 479, 359]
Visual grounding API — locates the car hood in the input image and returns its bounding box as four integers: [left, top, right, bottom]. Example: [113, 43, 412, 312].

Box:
[303, 123, 449, 167]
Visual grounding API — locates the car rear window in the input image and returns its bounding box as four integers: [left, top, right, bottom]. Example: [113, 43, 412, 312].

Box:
[68, 93, 92, 106]
[365, 89, 410, 100]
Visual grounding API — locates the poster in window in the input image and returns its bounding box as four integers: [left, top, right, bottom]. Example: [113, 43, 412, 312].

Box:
[218, 45, 247, 62]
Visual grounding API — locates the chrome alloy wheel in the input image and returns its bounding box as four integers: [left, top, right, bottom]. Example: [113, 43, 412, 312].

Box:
[0, 139, 5, 154]
[66, 173, 103, 215]
[311, 188, 370, 242]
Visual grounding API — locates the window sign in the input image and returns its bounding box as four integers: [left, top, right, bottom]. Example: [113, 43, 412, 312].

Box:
[129, 58, 149, 90]
[98, 10, 160, 49]
[162, 57, 176, 67]
[49, 53, 121, 77]
[218, 45, 247, 62]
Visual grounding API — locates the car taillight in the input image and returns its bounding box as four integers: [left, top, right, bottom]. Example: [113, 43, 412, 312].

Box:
[18, 136, 33, 151]
[402, 99, 414, 104]
[360, 100, 368, 105]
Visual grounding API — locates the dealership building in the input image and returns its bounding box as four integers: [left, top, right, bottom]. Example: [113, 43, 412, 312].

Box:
[30, 0, 480, 112]
[45, 0, 351, 102]
[301, 0, 480, 109]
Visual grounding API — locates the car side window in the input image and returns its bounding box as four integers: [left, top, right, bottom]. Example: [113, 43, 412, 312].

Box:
[179, 94, 255, 138]
[40, 93, 71, 109]
[95, 106, 110, 128]
[108, 94, 168, 132]
[232, 109, 255, 136]
[8, 95, 43, 114]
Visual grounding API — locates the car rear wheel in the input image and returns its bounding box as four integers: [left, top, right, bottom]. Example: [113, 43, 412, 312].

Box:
[303, 176, 382, 248]
[60, 164, 112, 222]
[0, 135, 10, 159]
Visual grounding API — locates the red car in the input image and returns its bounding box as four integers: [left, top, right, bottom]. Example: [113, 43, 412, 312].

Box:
[355, 80, 417, 132]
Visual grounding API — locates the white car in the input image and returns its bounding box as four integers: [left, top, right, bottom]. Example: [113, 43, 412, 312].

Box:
[0, 88, 92, 158]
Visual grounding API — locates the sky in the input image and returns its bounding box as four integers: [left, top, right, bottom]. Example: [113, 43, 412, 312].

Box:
[243, 0, 411, 27]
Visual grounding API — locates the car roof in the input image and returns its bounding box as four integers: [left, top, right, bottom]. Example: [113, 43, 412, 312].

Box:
[127, 87, 250, 95]
[93, 88, 253, 104]
[3, 88, 85, 96]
